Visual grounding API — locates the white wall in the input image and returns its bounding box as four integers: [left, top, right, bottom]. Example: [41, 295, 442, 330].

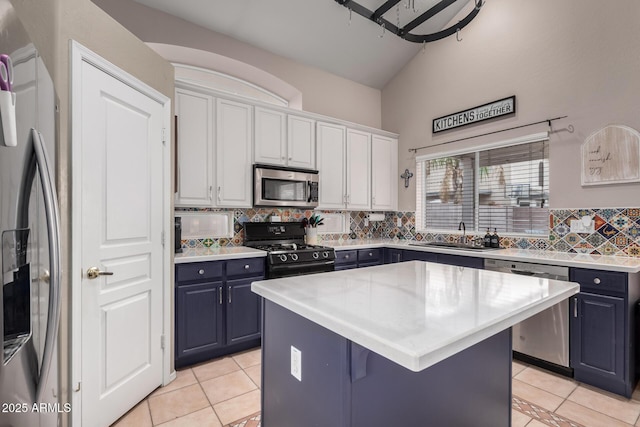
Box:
[92, 0, 383, 129]
[383, 0, 640, 211]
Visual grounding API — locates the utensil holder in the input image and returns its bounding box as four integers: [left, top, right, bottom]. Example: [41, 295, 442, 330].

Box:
[305, 227, 318, 245]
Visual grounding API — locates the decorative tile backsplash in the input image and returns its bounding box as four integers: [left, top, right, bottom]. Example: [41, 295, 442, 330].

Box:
[176, 207, 640, 257]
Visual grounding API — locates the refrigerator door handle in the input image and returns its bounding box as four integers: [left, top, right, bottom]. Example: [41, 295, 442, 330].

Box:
[31, 128, 61, 404]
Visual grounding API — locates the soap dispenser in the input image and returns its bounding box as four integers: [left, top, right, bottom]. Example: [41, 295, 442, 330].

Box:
[490, 228, 500, 248]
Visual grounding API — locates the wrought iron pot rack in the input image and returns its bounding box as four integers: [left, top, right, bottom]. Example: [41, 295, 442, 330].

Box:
[335, 0, 483, 43]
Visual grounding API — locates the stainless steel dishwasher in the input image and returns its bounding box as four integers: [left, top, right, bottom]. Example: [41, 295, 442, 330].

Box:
[484, 259, 571, 374]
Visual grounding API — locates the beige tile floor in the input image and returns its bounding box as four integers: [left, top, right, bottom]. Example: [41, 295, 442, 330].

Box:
[112, 349, 640, 427]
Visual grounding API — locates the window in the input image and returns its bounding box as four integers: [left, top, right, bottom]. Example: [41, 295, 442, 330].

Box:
[415, 133, 549, 236]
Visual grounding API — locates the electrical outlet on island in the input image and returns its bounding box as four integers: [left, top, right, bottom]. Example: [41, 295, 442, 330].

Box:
[291, 346, 302, 381]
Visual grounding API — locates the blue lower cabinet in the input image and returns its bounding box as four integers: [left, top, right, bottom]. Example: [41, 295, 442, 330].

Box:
[175, 258, 264, 368]
[357, 248, 383, 267]
[402, 250, 437, 262]
[335, 250, 358, 270]
[436, 253, 484, 269]
[226, 278, 262, 345]
[569, 267, 633, 397]
[175, 282, 224, 365]
[384, 248, 404, 264]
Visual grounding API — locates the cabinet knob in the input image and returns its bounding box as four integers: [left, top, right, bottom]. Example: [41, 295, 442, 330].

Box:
[281, 156, 285, 160]
[345, 255, 350, 259]
[593, 277, 601, 285]
[198, 269, 205, 275]
[244, 264, 250, 269]
[288, 157, 292, 160]
[369, 252, 373, 256]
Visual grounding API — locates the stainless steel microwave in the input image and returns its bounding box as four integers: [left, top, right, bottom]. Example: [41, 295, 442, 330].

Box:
[254, 164, 319, 208]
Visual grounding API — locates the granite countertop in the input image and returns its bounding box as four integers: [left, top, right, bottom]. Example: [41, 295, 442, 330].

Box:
[251, 261, 579, 371]
[174, 246, 266, 264]
[322, 239, 640, 273]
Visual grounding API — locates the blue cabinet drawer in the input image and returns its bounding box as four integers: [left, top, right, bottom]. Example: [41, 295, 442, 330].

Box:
[571, 268, 627, 295]
[176, 261, 224, 283]
[357, 248, 382, 264]
[335, 250, 357, 265]
[227, 258, 265, 278]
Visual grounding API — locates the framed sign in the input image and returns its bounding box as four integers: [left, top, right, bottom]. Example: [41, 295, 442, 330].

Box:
[581, 125, 640, 186]
[432, 96, 516, 134]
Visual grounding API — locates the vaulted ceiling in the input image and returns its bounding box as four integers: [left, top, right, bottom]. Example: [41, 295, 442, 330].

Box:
[132, 0, 477, 88]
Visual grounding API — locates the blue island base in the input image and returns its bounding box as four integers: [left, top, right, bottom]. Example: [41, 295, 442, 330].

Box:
[261, 300, 512, 427]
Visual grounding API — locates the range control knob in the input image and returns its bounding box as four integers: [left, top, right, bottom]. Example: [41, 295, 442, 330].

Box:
[322, 251, 329, 258]
[279, 254, 288, 262]
[312, 252, 319, 259]
[291, 253, 299, 261]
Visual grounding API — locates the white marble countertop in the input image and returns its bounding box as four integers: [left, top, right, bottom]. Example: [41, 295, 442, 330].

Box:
[174, 246, 266, 264]
[322, 239, 640, 273]
[252, 261, 580, 372]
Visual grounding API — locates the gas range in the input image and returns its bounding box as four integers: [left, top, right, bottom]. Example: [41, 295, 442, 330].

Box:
[244, 222, 335, 279]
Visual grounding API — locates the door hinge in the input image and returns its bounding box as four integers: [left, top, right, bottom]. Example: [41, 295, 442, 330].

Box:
[162, 128, 167, 145]
[160, 335, 165, 350]
[161, 231, 165, 247]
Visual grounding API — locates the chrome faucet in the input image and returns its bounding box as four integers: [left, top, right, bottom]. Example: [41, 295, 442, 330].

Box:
[458, 221, 466, 244]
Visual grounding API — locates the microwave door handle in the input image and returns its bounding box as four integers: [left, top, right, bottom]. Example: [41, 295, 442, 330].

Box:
[32, 129, 62, 404]
[307, 181, 312, 203]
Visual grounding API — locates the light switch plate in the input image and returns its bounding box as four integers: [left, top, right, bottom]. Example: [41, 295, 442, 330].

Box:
[291, 346, 302, 381]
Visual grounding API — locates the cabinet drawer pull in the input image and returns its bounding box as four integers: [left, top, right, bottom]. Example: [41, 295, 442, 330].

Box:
[198, 269, 205, 275]
[218, 287, 223, 305]
[593, 277, 601, 285]
[244, 264, 250, 269]
[573, 297, 578, 318]
[228, 286, 232, 304]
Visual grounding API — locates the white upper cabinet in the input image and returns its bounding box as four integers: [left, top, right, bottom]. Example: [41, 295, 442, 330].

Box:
[317, 123, 372, 211]
[287, 115, 316, 169]
[317, 122, 347, 209]
[254, 107, 286, 166]
[371, 135, 398, 211]
[216, 98, 253, 207]
[254, 108, 316, 170]
[346, 129, 371, 210]
[175, 88, 215, 207]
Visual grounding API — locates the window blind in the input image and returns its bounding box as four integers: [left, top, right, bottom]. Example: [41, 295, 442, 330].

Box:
[416, 136, 549, 236]
[477, 140, 549, 235]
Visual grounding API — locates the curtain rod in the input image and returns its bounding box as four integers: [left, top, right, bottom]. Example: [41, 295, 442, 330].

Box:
[408, 116, 569, 153]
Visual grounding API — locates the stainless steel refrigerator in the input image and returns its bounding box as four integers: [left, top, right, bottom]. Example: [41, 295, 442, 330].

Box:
[0, 1, 62, 426]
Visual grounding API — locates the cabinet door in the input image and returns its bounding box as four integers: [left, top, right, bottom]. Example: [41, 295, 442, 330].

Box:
[254, 107, 286, 166]
[571, 292, 625, 385]
[346, 129, 371, 210]
[175, 282, 224, 363]
[436, 254, 484, 269]
[357, 248, 382, 267]
[371, 135, 398, 211]
[226, 277, 262, 345]
[216, 98, 253, 207]
[317, 122, 346, 209]
[288, 115, 316, 169]
[402, 250, 437, 262]
[384, 248, 404, 264]
[175, 89, 214, 206]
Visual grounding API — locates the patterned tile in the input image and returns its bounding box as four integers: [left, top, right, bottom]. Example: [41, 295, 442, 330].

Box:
[175, 207, 640, 257]
[512, 395, 584, 427]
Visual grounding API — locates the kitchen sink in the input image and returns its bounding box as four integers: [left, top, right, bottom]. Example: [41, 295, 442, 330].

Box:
[408, 242, 501, 251]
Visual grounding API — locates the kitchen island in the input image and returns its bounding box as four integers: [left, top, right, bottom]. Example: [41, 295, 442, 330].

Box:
[251, 261, 579, 427]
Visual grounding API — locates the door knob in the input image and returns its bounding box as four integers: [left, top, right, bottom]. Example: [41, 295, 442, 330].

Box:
[87, 267, 114, 280]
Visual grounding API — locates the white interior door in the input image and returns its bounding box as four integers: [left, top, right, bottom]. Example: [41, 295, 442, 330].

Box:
[77, 55, 165, 427]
